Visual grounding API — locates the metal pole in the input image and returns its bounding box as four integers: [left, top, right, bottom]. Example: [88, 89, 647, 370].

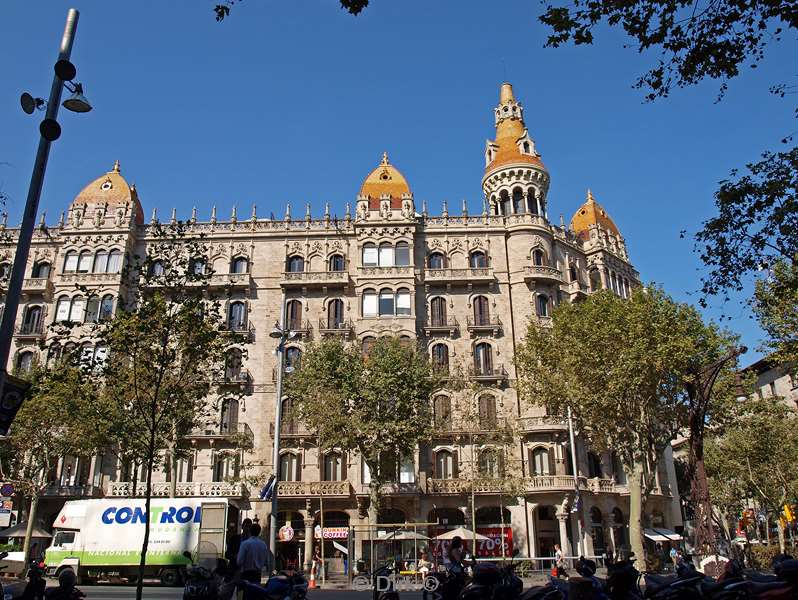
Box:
[567, 407, 584, 556]
[0, 8, 78, 387]
[268, 292, 287, 568]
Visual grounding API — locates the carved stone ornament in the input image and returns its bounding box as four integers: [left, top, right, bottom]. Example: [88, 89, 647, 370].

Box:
[429, 238, 443, 249]
[450, 238, 463, 250]
[471, 238, 484, 249]
[310, 240, 323, 256]
[330, 239, 343, 252]
[289, 241, 303, 255]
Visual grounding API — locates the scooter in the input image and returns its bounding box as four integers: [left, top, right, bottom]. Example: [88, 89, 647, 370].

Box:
[182, 551, 219, 600]
[237, 567, 308, 600]
[372, 562, 400, 600]
[459, 550, 524, 600]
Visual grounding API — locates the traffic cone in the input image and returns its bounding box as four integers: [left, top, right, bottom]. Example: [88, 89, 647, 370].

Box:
[309, 564, 316, 589]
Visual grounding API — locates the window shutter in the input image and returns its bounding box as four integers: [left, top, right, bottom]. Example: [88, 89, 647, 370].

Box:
[547, 447, 555, 476]
[341, 452, 348, 481]
[295, 453, 302, 482]
[452, 450, 459, 478]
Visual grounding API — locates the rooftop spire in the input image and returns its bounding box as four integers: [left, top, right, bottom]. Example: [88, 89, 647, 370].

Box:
[499, 82, 515, 104]
[586, 188, 596, 203]
[112, 159, 120, 173]
[381, 151, 389, 166]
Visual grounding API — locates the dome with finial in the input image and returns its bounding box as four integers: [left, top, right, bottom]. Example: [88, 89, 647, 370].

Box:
[484, 82, 545, 175]
[570, 189, 621, 241]
[71, 160, 144, 225]
[359, 152, 411, 209]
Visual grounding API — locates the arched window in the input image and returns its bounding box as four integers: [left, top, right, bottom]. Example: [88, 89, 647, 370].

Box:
[474, 343, 493, 376]
[532, 248, 546, 266]
[500, 190, 511, 216]
[93, 250, 108, 273]
[231, 257, 248, 274]
[396, 288, 411, 316]
[55, 296, 70, 322]
[362, 289, 377, 317]
[32, 262, 50, 279]
[530, 447, 551, 476]
[569, 263, 578, 282]
[512, 187, 524, 214]
[225, 348, 243, 379]
[0, 263, 10, 279]
[286, 255, 304, 273]
[588, 452, 603, 478]
[99, 295, 114, 321]
[362, 244, 378, 267]
[361, 336, 376, 357]
[285, 347, 302, 371]
[323, 452, 344, 481]
[395, 242, 410, 266]
[77, 251, 92, 273]
[279, 453, 300, 482]
[213, 453, 240, 481]
[436, 450, 455, 479]
[63, 251, 78, 273]
[428, 252, 446, 269]
[589, 269, 602, 292]
[378, 243, 394, 267]
[150, 260, 165, 276]
[612, 452, 627, 484]
[536, 294, 549, 317]
[220, 398, 239, 433]
[527, 189, 539, 214]
[470, 251, 488, 268]
[478, 394, 497, 428]
[430, 297, 447, 326]
[107, 250, 122, 273]
[327, 299, 344, 328]
[378, 288, 394, 316]
[16, 351, 34, 374]
[431, 343, 449, 373]
[21, 305, 43, 335]
[286, 299, 302, 330]
[281, 398, 297, 434]
[190, 257, 206, 275]
[85, 296, 100, 323]
[328, 254, 345, 272]
[228, 301, 247, 330]
[473, 296, 490, 325]
[69, 296, 85, 323]
[433, 395, 452, 430]
[479, 448, 503, 478]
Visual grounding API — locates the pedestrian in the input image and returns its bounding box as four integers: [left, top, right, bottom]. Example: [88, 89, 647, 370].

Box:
[554, 543, 568, 578]
[225, 522, 242, 569]
[241, 517, 253, 540]
[237, 523, 268, 600]
[418, 551, 432, 575]
[669, 545, 678, 569]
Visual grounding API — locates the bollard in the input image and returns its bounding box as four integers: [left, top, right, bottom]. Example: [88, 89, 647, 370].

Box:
[568, 575, 594, 600]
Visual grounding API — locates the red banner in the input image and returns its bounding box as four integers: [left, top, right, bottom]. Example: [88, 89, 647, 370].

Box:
[429, 527, 513, 559]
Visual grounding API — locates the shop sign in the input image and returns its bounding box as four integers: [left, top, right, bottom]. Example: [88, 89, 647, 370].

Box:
[314, 526, 348, 539]
[278, 525, 294, 542]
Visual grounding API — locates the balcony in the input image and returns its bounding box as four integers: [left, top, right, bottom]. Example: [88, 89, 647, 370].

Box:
[281, 271, 349, 288]
[318, 318, 353, 338]
[22, 277, 53, 297]
[523, 265, 563, 285]
[14, 321, 45, 340]
[518, 416, 568, 433]
[357, 266, 415, 280]
[357, 482, 421, 496]
[526, 475, 588, 493]
[277, 480, 351, 498]
[214, 369, 252, 388]
[423, 316, 459, 336]
[566, 280, 590, 301]
[468, 364, 508, 384]
[59, 272, 122, 286]
[207, 272, 252, 289]
[423, 268, 495, 285]
[286, 320, 312, 338]
[269, 421, 313, 438]
[466, 315, 502, 336]
[41, 484, 103, 498]
[186, 422, 254, 446]
[107, 481, 248, 498]
[220, 320, 255, 341]
[426, 478, 515, 495]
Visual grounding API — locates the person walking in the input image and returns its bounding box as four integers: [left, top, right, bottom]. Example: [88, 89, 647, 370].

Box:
[237, 523, 268, 600]
[554, 543, 568, 578]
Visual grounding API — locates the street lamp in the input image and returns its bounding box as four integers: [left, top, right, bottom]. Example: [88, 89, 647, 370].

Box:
[0, 8, 91, 436]
[267, 311, 297, 569]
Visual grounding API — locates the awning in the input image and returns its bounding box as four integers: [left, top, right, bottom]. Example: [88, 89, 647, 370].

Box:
[644, 528, 683, 542]
[0, 521, 53, 539]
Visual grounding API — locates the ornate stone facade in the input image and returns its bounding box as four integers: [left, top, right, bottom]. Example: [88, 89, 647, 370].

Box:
[1, 82, 681, 564]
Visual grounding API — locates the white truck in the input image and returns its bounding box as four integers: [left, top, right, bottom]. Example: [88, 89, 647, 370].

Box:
[45, 498, 235, 585]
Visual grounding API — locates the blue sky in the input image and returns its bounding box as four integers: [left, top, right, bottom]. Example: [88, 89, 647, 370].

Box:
[2, 1, 795, 360]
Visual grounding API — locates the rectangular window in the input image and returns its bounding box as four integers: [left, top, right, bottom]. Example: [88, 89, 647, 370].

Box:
[362, 461, 371, 485]
[69, 298, 85, 323]
[396, 292, 411, 316]
[395, 245, 410, 266]
[56, 299, 70, 321]
[379, 291, 395, 315]
[399, 455, 415, 484]
[78, 254, 92, 273]
[363, 293, 378, 317]
[379, 246, 394, 267]
[363, 246, 378, 267]
[107, 252, 122, 274]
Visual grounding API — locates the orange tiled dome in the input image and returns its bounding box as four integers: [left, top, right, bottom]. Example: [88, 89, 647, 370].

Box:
[359, 152, 411, 209]
[570, 189, 621, 240]
[71, 161, 144, 225]
[485, 83, 545, 174]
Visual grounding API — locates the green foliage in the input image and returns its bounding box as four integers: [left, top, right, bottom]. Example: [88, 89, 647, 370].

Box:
[285, 336, 435, 511]
[214, 0, 368, 21]
[538, 0, 795, 101]
[749, 543, 798, 569]
[753, 258, 798, 367]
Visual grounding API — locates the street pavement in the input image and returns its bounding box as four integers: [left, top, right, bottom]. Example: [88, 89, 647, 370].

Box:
[77, 585, 427, 600]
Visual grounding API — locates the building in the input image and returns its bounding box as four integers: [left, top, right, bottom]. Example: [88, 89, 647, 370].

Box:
[743, 357, 797, 407]
[1, 82, 681, 567]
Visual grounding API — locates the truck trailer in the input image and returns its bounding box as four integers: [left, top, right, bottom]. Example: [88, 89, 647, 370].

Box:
[45, 498, 236, 585]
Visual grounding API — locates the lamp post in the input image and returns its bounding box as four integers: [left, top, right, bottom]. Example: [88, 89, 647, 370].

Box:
[267, 294, 296, 570]
[0, 8, 93, 435]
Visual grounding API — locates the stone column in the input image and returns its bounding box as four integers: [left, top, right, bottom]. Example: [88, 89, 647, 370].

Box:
[556, 511, 571, 556]
[527, 503, 539, 557]
[304, 499, 314, 574]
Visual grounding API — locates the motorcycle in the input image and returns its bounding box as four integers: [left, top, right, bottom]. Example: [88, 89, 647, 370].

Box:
[459, 551, 524, 600]
[182, 551, 219, 600]
[372, 562, 400, 600]
[237, 568, 308, 600]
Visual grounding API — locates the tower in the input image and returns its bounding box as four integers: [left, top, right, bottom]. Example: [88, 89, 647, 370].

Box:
[481, 83, 549, 219]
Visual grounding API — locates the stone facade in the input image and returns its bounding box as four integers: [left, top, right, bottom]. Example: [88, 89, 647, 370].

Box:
[1, 83, 681, 566]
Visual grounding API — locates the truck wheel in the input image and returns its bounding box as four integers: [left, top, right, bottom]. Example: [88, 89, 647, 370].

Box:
[160, 568, 180, 587]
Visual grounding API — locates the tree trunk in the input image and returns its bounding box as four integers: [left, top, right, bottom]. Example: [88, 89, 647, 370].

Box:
[627, 463, 646, 570]
[368, 478, 380, 526]
[776, 518, 786, 554]
[22, 494, 39, 566]
[136, 452, 155, 600]
[688, 429, 715, 556]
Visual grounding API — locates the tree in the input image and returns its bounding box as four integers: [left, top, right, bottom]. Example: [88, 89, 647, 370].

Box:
[213, 0, 369, 21]
[516, 287, 733, 566]
[284, 336, 436, 523]
[0, 361, 106, 566]
[94, 223, 248, 600]
[754, 257, 798, 367]
[705, 396, 798, 553]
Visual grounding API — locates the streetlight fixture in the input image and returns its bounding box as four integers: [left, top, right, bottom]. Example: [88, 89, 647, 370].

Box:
[0, 8, 91, 437]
